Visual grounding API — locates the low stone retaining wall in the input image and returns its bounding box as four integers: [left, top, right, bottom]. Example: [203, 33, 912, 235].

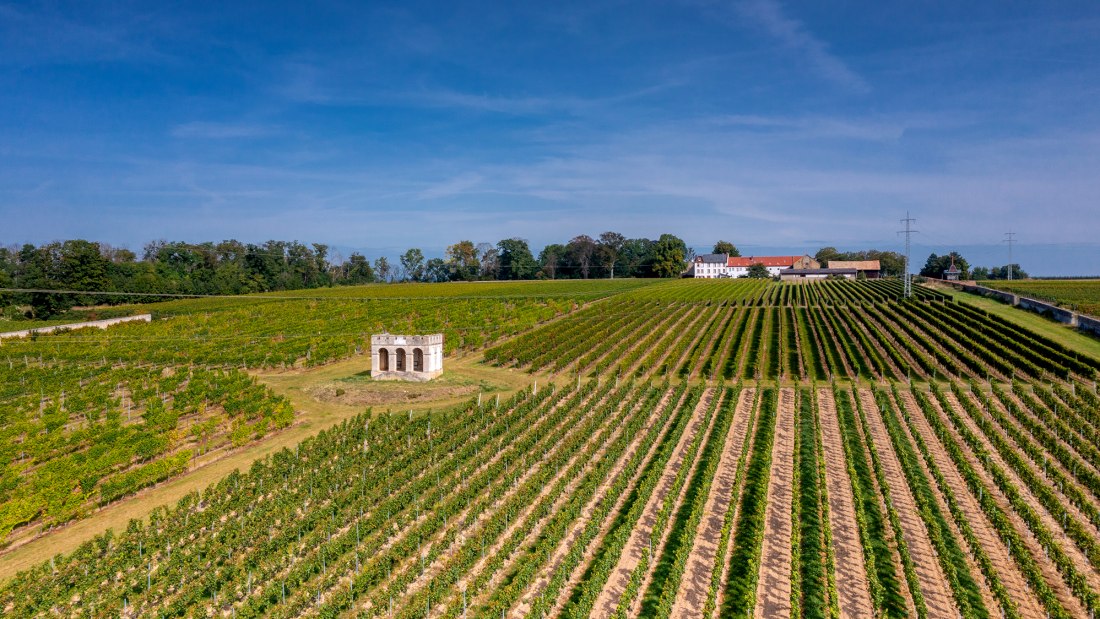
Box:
[1080, 314, 1100, 338]
[0, 314, 152, 340]
[1017, 297, 1078, 326]
[969, 285, 1018, 306]
[941, 280, 1098, 338]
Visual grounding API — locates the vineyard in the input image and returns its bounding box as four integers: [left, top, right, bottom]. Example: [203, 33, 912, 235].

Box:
[982, 279, 1100, 317]
[4, 278, 1100, 619]
[0, 281, 638, 548]
[486, 280, 1098, 383]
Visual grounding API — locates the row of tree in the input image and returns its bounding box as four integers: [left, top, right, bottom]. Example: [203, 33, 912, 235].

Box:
[415, 233, 690, 282]
[0, 233, 693, 318]
[4, 237, 992, 319]
[918, 252, 1028, 280]
[0, 240, 379, 318]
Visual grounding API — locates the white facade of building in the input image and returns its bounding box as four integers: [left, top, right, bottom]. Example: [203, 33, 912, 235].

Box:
[371, 333, 444, 381]
[690, 254, 817, 278]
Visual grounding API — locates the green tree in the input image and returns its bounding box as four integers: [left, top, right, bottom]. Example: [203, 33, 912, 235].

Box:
[988, 264, 1028, 280]
[567, 235, 598, 279]
[477, 243, 499, 280]
[0, 248, 13, 312]
[598, 231, 626, 278]
[744, 263, 771, 279]
[497, 238, 538, 280]
[311, 243, 331, 286]
[920, 252, 969, 279]
[17, 243, 71, 318]
[58, 240, 112, 303]
[814, 246, 841, 265]
[400, 248, 425, 282]
[651, 234, 687, 278]
[618, 238, 655, 277]
[341, 253, 375, 284]
[445, 241, 480, 281]
[539, 244, 567, 279]
[373, 256, 393, 282]
[713, 240, 740, 257]
[424, 258, 449, 282]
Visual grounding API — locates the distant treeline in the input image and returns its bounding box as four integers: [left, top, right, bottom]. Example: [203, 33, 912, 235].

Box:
[0, 233, 691, 318]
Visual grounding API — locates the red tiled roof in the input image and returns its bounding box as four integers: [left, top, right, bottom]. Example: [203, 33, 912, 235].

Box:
[727, 255, 802, 267]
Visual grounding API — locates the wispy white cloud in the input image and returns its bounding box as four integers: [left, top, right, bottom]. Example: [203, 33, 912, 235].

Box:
[416, 173, 484, 200]
[170, 122, 279, 139]
[0, 3, 174, 66]
[710, 114, 907, 141]
[734, 0, 870, 93]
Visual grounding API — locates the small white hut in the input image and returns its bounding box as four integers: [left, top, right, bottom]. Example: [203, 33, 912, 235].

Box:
[370, 333, 443, 381]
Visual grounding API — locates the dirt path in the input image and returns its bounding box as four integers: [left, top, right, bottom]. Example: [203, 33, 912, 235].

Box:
[529, 386, 685, 617]
[974, 389, 1100, 547]
[620, 306, 703, 379]
[808, 307, 853, 378]
[816, 389, 874, 619]
[668, 387, 755, 618]
[927, 389, 1089, 616]
[686, 306, 736, 380]
[942, 389, 1100, 600]
[411, 385, 641, 614]
[862, 306, 928, 380]
[856, 389, 958, 619]
[707, 308, 746, 381]
[624, 389, 722, 618]
[898, 390, 1046, 619]
[662, 306, 722, 379]
[590, 387, 715, 616]
[752, 387, 797, 619]
[887, 390, 1000, 616]
[486, 385, 674, 616]
[1001, 388, 1100, 499]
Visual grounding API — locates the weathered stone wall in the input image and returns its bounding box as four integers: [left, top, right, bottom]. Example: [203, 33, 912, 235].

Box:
[1017, 297, 1079, 326]
[946, 280, 1099, 339]
[1079, 314, 1100, 338]
[955, 282, 1019, 306]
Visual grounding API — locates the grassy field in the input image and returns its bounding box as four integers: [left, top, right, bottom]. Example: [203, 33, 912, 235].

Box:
[933, 282, 1100, 360]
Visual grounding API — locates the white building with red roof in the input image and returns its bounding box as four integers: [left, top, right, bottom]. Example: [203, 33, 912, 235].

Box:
[689, 254, 818, 278]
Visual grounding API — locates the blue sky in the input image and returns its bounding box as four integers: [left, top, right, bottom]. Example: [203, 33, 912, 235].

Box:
[1, 1, 1099, 274]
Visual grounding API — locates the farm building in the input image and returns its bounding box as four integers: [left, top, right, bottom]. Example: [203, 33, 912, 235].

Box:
[371, 333, 444, 381]
[690, 254, 819, 278]
[780, 268, 858, 281]
[827, 260, 882, 279]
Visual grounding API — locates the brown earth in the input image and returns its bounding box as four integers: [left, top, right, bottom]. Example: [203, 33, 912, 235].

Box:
[857, 389, 958, 618]
[590, 388, 715, 616]
[898, 390, 1046, 619]
[753, 387, 797, 619]
[816, 389, 875, 619]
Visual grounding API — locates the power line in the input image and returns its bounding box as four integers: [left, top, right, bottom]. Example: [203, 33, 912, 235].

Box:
[897, 212, 918, 298]
[1004, 232, 1017, 280]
